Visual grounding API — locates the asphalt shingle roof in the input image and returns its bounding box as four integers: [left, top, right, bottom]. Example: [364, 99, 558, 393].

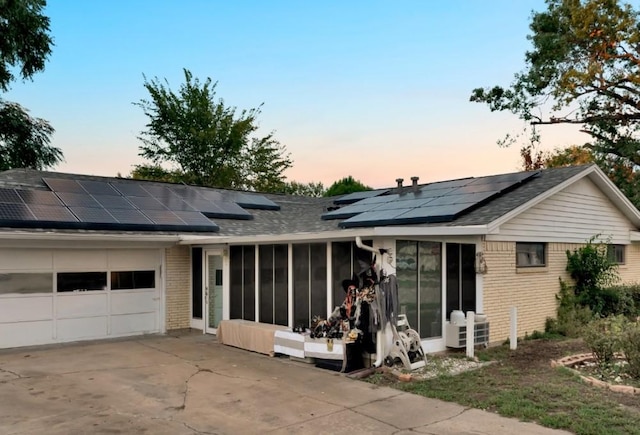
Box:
[0, 165, 594, 237]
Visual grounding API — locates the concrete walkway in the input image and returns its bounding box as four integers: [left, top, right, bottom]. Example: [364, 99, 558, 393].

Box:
[0, 333, 571, 435]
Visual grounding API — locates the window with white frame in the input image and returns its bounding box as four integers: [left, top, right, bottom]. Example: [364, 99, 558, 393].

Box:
[516, 242, 546, 267]
[607, 244, 625, 264]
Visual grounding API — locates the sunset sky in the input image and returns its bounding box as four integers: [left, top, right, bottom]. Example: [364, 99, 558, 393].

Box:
[5, 0, 588, 188]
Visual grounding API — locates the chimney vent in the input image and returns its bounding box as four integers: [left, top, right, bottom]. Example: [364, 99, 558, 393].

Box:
[411, 176, 419, 193]
[395, 178, 404, 194]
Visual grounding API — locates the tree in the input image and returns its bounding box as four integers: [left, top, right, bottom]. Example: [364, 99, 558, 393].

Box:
[324, 176, 371, 197]
[0, 0, 61, 170]
[134, 69, 292, 191]
[279, 180, 326, 197]
[521, 143, 640, 207]
[471, 0, 640, 174]
[0, 101, 60, 170]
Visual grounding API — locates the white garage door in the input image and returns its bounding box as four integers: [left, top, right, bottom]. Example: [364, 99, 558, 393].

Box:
[0, 248, 163, 349]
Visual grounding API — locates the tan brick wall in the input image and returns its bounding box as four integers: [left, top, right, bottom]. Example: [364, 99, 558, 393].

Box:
[484, 241, 640, 344]
[617, 243, 640, 283]
[483, 241, 578, 343]
[165, 245, 191, 330]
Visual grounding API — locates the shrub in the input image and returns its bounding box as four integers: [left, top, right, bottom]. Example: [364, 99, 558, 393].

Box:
[582, 316, 627, 370]
[546, 279, 593, 337]
[566, 239, 618, 297]
[621, 322, 640, 379]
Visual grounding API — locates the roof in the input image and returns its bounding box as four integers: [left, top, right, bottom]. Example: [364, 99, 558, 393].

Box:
[1, 164, 636, 242]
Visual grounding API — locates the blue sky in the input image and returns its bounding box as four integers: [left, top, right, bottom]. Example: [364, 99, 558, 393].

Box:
[5, 0, 587, 188]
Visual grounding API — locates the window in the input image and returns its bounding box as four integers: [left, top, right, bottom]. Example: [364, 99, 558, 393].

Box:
[293, 243, 327, 328]
[57, 272, 107, 292]
[396, 240, 443, 339]
[111, 270, 155, 290]
[516, 242, 546, 267]
[607, 244, 625, 264]
[229, 245, 256, 321]
[0, 273, 53, 295]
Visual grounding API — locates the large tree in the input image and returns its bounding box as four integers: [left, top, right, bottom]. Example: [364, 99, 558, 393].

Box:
[134, 69, 292, 191]
[323, 176, 371, 197]
[471, 0, 640, 174]
[0, 0, 61, 170]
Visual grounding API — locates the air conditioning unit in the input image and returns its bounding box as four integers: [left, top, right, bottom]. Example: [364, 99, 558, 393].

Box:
[445, 321, 490, 348]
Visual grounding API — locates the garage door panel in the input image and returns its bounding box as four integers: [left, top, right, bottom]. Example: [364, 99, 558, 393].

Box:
[108, 250, 160, 269]
[53, 250, 107, 269]
[0, 297, 52, 322]
[57, 317, 108, 341]
[111, 312, 157, 335]
[57, 293, 108, 318]
[111, 291, 158, 315]
[0, 321, 53, 348]
[0, 250, 52, 270]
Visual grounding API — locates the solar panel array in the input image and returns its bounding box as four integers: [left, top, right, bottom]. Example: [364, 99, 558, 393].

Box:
[322, 171, 538, 228]
[0, 177, 281, 232]
[333, 189, 391, 205]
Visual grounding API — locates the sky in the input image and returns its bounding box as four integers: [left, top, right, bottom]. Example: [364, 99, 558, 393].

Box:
[5, 0, 589, 189]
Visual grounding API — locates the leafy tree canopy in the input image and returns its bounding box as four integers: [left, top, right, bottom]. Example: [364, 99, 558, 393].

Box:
[0, 0, 61, 170]
[279, 180, 326, 197]
[0, 101, 60, 170]
[134, 69, 292, 191]
[471, 0, 640, 169]
[0, 0, 52, 91]
[323, 176, 371, 197]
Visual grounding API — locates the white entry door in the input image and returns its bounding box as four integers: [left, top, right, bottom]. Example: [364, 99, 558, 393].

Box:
[204, 251, 224, 334]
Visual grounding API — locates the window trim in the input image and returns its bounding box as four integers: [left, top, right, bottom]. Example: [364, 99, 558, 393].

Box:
[516, 242, 547, 268]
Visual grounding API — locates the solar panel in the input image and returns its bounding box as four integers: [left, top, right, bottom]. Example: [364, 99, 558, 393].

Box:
[56, 192, 101, 208]
[126, 196, 168, 210]
[373, 198, 435, 211]
[0, 188, 23, 204]
[93, 195, 135, 210]
[141, 184, 175, 197]
[108, 208, 153, 225]
[229, 192, 280, 210]
[418, 185, 462, 198]
[334, 189, 390, 205]
[79, 180, 119, 196]
[339, 209, 410, 227]
[426, 191, 496, 207]
[141, 209, 185, 225]
[322, 203, 380, 220]
[69, 207, 117, 223]
[453, 181, 515, 195]
[396, 203, 470, 221]
[172, 211, 219, 227]
[110, 182, 150, 197]
[182, 198, 252, 219]
[43, 178, 86, 193]
[17, 189, 63, 206]
[0, 203, 35, 220]
[197, 190, 226, 202]
[153, 194, 195, 211]
[27, 204, 78, 222]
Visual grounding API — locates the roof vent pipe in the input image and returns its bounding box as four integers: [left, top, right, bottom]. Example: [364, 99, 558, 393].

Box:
[411, 176, 419, 193]
[396, 178, 404, 194]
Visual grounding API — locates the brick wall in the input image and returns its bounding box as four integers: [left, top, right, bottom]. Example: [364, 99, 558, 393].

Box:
[483, 241, 577, 343]
[483, 241, 640, 344]
[165, 245, 191, 330]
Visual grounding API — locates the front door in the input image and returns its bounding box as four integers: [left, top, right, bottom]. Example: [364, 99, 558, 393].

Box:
[205, 252, 224, 333]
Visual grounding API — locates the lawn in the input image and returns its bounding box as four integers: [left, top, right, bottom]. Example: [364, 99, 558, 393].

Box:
[366, 338, 640, 435]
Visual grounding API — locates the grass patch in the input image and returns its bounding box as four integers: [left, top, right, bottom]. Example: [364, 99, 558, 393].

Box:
[367, 339, 640, 435]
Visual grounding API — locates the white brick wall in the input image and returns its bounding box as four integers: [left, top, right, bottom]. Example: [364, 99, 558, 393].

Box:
[165, 245, 191, 330]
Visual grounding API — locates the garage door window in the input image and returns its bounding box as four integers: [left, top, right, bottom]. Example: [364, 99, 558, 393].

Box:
[111, 270, 155, 290]
[57, 272, 107, 292]
[0, 273, 53, 294]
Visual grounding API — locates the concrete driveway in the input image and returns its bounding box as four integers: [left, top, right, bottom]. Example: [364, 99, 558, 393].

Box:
[0, 332, 570, 435]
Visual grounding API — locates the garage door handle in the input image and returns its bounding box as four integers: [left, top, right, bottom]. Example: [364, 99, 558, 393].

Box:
[153, 297, 160, 301]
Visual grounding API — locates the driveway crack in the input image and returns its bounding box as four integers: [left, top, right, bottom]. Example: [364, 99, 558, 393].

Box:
[0, 367, 24, 381]
[175, 365, 213, 411]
